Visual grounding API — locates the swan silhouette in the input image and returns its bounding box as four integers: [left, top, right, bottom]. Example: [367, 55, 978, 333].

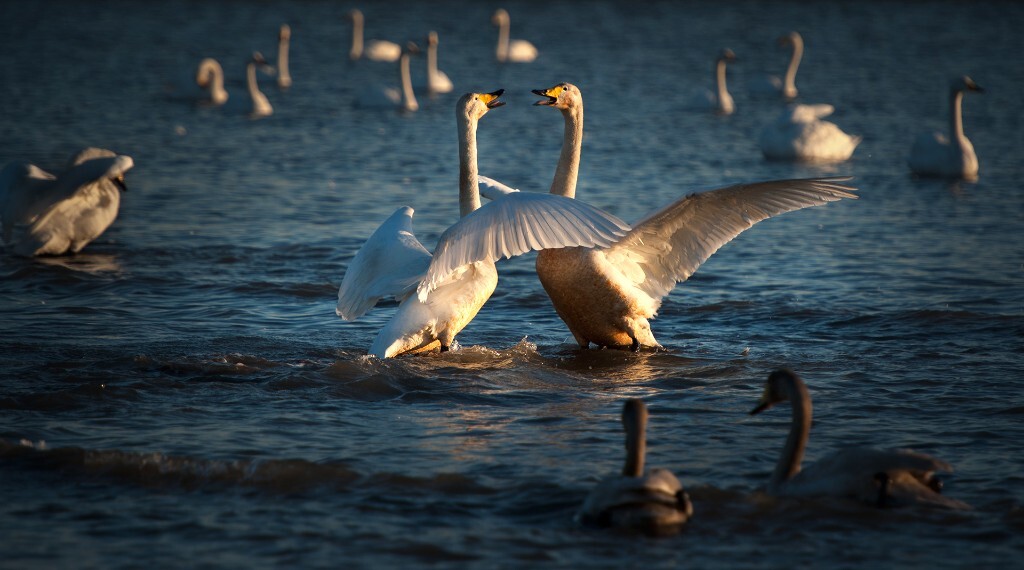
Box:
[276, 24, 292, 88]
[336, 91, 629, 358]
[194, 58, 229, 105]
[492, 9, 537, 63]
[760, 104, 861, 162]
[578, 399, 693, 535]
[356, 43, 419, 112]
[347, 9, 400, 62]
[687, 48, 737, 115]
[415, 31, 453, 96]
[750, 31, 803, 100]
[749, 369, 971, 509]
[1, 148, 133, 257]
[908, 76, 984, 180]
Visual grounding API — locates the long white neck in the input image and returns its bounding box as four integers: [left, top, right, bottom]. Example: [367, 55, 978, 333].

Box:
[950, 88, 967, 146]
[549, 103, 583, 198]
[278, 32, 291, 87]
[715, 58, 732, 113]
[350, 15, 364, 60]
[496, 19, 510, 62]
[783, 36, 803, 99]
[457, 114, 481, 217]
[771, 381, 812, 490]
[399, 53, 418, 112]
[198, 59, 227, 104]
[622, 403, 647, 477]
[247, 61, 271, 115]
[427, 42, 439, 87]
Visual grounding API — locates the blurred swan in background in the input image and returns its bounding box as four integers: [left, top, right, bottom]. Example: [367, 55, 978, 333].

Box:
[276, 24, 292, 88]
[750, 31, 802, 100]
[1, 148, 133, 257]
[759, 104, 861, 162]
[195, 58, 229, 105]
[578, 399, 693, 535]
[749, 369, 971, 510]
[687, 48, 737, 115]
[356, 44, 419, 112]
[492, 9, 537, 63]
[513, 83, 857, 350]
[908, 76, 984, 180]
[347, 9, 401, 62]
[415, 31, 453, 95]
[233, 52, 274, 118]
[336, 91, 628, 358]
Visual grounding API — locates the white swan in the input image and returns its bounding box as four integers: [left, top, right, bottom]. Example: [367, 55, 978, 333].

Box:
[750, 31, 803, 100]
[578, 399, 693, 535]
[759, 104, 861, 162]
[336, 91, 629, 358]
[492, 9, 537, 63]
[347, 9, 401, 62]
[244, 52, 273, 118]
[687, 48, 737, 115]
[749, 369, 971, 509]
[195, 58, 229, 105]
[415, 31, 453, 95]
[276, 24, 292, 88]
[908, 76, 984, 180]
[1, 148, 133, 257]
[356, 44, 419, 112]
[521, 83, 857, 350]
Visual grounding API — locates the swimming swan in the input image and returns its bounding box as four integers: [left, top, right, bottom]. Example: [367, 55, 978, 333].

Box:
[335, 91, 629, 358]
[492, 9, 537, 63]
[521, 83, 857, 350]
[1, 148, 133, 257]
[195, 58, 229, 105]
[749, 369, 971, 509]
[356, 44, 419, 112]
[415, 31, 453, 96]
[276, 24, 292, 88]
[908, 76, 984, 180]
[221, 52, 274, 118]
[347, 9, 401, 62]
[750, 31, 802, 100]
[578, 399, 693, 535]
[687, 49, 737, 115]
[760, 104, 861, 162]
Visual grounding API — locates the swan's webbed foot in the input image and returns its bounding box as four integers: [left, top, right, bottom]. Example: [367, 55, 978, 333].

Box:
[874, 472, 890, 508]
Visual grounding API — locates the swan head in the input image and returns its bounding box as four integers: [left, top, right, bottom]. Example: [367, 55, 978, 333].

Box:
[279, 24, 291, 41]
[953, 75, 984, 94]
[456, 90, 505, 122]
[531, 83, 582, 111]
[778, 31, 803, 48]
[346, 9, 363, 23]
[718, 48, 737, 63]
[403, 41, 421, 56]
[492, 8, 509, 25]
[67, 148, 134, 193]
[427, 31, 439, 47]
[750, 369, 803, 415]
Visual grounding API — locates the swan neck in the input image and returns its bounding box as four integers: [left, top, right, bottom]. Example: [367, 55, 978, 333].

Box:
[278, 38, 290, 83]
[427, 42, 439, 82]
[772, 381, 811, 488]
[784, 37, 803, 96]
[399, 54, 418, 112]
[496, 19, 510, 61]
[622, 417, 645, 478]
[950, 89, 966, 144]
[549, 104, 583, 198]
[350, 15, 363, 59]
[457, 114, 481, 217]
[715, 59, 730, 104]
[246, 61, 259, 98]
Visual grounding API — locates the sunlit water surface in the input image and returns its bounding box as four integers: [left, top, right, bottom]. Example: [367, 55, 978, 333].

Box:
[1, 1, 1022, 567]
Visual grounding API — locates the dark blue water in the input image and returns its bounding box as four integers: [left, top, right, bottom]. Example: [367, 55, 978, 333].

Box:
[2, 1, 1022, 568]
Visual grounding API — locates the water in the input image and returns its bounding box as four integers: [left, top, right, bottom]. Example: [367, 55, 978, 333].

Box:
[2, 0, 1022, 567]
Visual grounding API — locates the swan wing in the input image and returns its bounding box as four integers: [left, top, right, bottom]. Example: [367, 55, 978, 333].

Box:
[417, 192, 631, 301]
[605, 177, 857, 301]
[336, 206, 432, 320]
[785, 104, 835, 123]
[0, 162, 57, 242]
[477, 175, 520, 200]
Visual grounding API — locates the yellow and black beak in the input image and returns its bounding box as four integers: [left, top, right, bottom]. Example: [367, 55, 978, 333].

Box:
[532, 85, 563, 106]
[480, 89, 505, 109]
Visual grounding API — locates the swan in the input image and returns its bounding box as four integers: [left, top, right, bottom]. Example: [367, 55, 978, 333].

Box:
[336, 91, 629, 358]
[1, 148, 133, 257]
[195, 58, 229, 105]
[749, 369, 971, 509]
[492, 9, 537, 63]
[908, 76, 984, 180]
[687, 48, 737, 115]
[578, 399, 693, 535]
[355, 44, 419, 112]
[347, 9, 401, 62]
[518, 83, 857, 350]
[276, 24, 292, 88]
[221, 52, 274, 118]
[750, 31, 802, 100]
[759, 104, 861, 162]
[415, 31, 454, 96]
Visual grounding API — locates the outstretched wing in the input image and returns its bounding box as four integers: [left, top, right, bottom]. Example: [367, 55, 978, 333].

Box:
[605, 177, 857, 302]
[0, 162, 57, 243]
[336, 206, 432, 320]
[417, 192, 630, 301]
[477, 175, 520, 200]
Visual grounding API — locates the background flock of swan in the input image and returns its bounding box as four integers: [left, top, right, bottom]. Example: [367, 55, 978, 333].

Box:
[0, 5, 988, 536]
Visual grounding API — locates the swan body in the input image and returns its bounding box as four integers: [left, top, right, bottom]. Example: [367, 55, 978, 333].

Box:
[579, 399, 693, 534]
[415, 31, 453, 95]
[749, 31, 802, 100]
[492, 9, 537, 63]
[356, 45, 418, 112]
[276, 24, 292, 88]
[195, 58, 229, 105]
[687, 49, 737, 115]
[760, 104, 861, 162]
[526, 83, 858, 350]
[347, 9, 400, 62]
[1, 148, 133, 257]
[336, 91, 629, 358]
[908, 76, 984, 180]
[750, 369, 970, 509]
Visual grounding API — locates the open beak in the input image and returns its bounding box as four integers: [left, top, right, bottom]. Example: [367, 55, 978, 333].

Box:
[480, 89, 505, 109]
[532, 85, 561, 106]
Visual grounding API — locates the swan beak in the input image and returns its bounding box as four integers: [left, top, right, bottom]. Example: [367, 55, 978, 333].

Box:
[532, 85, 562, 106]
[480, 89, 505, 109]
[112, 174, 127, 192]
[750, 387, 772, 415]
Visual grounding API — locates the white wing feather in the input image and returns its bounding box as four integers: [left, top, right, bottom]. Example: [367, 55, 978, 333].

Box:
[417, 192, 630, 301]
[606, 177, 857, 302]
[477, 175, 520, 200]
[336, 206, 432, 320]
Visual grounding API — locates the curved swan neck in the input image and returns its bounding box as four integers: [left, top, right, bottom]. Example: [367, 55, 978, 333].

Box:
[198, 59, 227, 103]
[549, 103, 583, 198]
[399, 53, 418, 112]
[715, 58, 730, 105]
[495, 18, 510, 61]
[622, 400, 647, 477]
[950, 88, 967, 145]
[773, 380, 811, 488]
[783, 35, 803, 98]
[457, 114, 481, 217]
[349, 12, 364, 60]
